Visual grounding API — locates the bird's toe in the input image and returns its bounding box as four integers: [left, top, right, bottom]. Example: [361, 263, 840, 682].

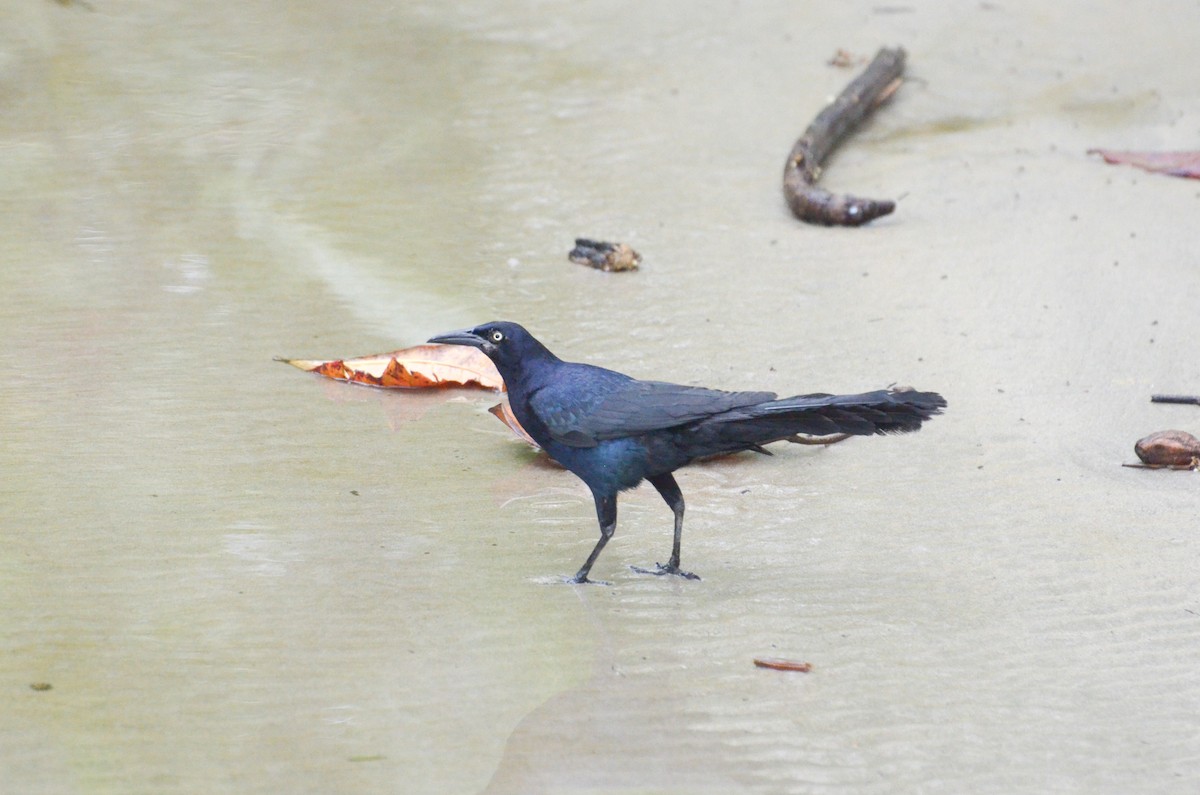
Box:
[631, 563, 701, 581]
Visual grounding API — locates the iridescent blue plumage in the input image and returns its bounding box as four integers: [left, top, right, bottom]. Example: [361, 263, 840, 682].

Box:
[429, 321, 945, 583]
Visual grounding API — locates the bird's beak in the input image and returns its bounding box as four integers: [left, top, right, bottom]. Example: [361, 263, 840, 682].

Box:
[428, 328, 491, 352]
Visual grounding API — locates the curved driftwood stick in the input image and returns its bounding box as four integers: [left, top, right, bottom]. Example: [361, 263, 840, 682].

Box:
[783, 46, 906, 227]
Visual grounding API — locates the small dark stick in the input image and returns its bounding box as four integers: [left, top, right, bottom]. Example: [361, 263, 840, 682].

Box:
[1151, 394, 1200, 406]
[783, 47, 906, 227]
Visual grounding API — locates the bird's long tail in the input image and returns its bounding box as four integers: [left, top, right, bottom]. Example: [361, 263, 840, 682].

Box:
[706, 388, 945, 452]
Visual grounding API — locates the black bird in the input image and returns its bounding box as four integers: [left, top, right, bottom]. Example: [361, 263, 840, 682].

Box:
[429, 321, 945, 584]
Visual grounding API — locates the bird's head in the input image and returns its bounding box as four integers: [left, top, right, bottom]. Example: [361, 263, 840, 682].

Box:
[428, 321, 556, 377]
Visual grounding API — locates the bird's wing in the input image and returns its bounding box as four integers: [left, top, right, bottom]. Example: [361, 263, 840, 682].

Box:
[531, 370, 775, 448]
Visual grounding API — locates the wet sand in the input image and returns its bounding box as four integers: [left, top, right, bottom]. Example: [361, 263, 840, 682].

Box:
[3, 1, 1199, 792]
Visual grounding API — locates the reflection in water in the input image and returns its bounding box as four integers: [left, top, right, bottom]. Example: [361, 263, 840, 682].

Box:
[223, 526, 295, 577]
[162, 253, 212, 295]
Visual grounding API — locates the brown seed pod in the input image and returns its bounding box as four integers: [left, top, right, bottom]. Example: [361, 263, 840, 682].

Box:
[1134, 430, 1200, 467]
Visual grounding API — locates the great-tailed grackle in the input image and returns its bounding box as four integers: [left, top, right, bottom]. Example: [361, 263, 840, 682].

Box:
[429, 321, 945, 584]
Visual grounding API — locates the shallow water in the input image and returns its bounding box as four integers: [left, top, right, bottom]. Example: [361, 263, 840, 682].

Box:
[4, 1, 1200, 793]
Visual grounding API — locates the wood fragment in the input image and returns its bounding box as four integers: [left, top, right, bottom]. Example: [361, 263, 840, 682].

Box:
[783, 47, 906, 226]
[1122, 462, 1199, 471]
[753, 658, 812, 672]
[569, 239, 641, 272]
[1151, 394, 1200, 406]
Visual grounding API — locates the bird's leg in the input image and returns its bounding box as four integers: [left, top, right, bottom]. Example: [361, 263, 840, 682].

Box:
[570, 492, 617, 585]
[632, 473, 700, 581]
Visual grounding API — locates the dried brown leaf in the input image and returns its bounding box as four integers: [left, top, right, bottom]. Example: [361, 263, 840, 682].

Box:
[488, 402, 540, 447]
[279, 344, 504, 391]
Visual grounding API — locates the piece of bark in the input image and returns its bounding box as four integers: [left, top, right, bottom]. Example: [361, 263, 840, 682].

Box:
[753, 658, 813, 672]
[569, 239, 641, 272]
[783, 47, 905, 227]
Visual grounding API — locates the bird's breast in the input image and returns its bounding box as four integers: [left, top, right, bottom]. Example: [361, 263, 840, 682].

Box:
[545, 437, 650, 494]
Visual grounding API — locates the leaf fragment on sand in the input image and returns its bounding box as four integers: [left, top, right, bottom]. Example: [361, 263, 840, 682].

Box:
[1088, 149, 1200, 179]
[278, 344, 504, 391]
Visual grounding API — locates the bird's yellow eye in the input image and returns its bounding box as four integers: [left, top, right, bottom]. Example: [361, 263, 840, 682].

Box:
[490, 330, 504, 343]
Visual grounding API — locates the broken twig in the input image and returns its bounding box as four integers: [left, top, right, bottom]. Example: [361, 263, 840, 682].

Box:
[783, 46, 905, 226]
[753, 658, 813, 672]
[1151, 394, 1200, 406]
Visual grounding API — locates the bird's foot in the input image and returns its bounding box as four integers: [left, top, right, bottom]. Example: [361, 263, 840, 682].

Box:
[563, 573, 610, 586]
[631, 562, 701, 581]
